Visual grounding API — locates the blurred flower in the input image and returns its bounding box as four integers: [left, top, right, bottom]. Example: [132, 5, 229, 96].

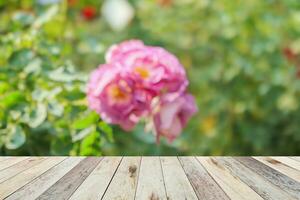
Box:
[282, 45, 300, 78]
[87, 64, 151, 130]
[156, 0, 173, 7]
[102, 0, 134, 32]
[81, 6, 97, 21]
[105, 40, 144, 63]
[87, 40, 197, 142]
[201, 116, 216, 137]
[106, 40, 188, 97]
[67, 0, 77, 7]
[283, 47, 297, 61]
[153, 94, 198, 142]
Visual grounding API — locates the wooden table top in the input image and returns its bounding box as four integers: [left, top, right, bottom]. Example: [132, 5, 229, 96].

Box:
[0, 157, 299, 200]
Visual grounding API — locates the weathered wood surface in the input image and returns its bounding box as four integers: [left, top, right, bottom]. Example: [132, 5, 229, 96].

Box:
[179, 157, 230, 200]
[0, 157, 299, 200]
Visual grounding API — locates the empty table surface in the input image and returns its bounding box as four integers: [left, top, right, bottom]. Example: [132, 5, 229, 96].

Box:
[0, 156, 299, 200]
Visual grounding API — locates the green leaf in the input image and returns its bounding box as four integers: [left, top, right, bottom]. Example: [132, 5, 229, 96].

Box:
[13, 11, 34, 27]
[72, 112, 99, 129]
[50, 132, 72, 155]
[80, 131, 101, 156]
[24, 58, 42, 75]
[72, 126, 95, 142]
[29, 103, 47, 128]
[48, 67, 79, 82]
[98, 121, 114, 142]
[32, 5, 59, 28]
[48, 100, 64, 117]
[0, 91, 25, 108]
[0, 82, 9, 93]
[9, 49, 34, 69]
[5, 125, 26, 149]
[32, 89, 48, 102]
[63, 88, 85, 101]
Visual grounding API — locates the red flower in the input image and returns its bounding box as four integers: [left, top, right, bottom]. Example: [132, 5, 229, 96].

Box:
[81, 6, 97, 21]
[283, 47, 296, 61]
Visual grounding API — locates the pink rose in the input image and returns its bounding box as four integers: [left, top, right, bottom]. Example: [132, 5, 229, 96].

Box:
[105, 40, 145, 63]
[87, 63, 151, 130]
[106, 40, 188, 96]
[87, 39, 198, 142]
[153, 93, 198, 142]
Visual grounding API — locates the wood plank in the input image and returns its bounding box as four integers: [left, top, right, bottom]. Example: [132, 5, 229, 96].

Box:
[6, 157, 83, 200]
[290, 157, 300, 162]
[198, 157, 263, 200]
[235, 157, 300, 200]
[36, 157, 102, 200]
[270, 157, 300, 171]
[216, 157, 296, 200]
[160, 157, 198, 200]
[0, 157, 66, 199]
[0, 156, 299, 200]
[135, 157, 167, 200]
[102, 157, 141, 200]
[254, 157, 300, 182]
[0, 157, 12, 162]
[178, 157, 229, 200]
[0, 157, 46, 183]
[69, 157, 122, 200]
[0, 157, 28, 171]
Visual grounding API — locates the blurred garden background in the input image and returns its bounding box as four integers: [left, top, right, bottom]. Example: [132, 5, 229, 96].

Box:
[1, 0, 300, 156]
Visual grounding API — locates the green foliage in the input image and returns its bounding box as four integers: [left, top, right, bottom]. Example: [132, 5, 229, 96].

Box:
[0, 1, 112, 155]
[1, 0, 300, 155]
[132, 0, 300, 155]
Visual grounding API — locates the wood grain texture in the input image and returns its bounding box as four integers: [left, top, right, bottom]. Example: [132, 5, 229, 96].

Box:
[216, 157, 296, 200]
[160, 157, 198, 200]
[102, 157, 141, 200]
[0, 157, 46, 183]
[135, 157, 167, 200]
[0, 156, 299, 200]
[0, 157, 28, 171]
[179, 157, 230, 200]
[69, 157, 122, 200]
[270, 157, 300, 171]
[290, 157, 300, 162]
[198, 157, 263, 200]
[254, 157, 300, 182]
[0, 157, 66, 199]
[36, 157, 102, 200]
[6, 157, 83, 200]
[236, 157, 300, 200]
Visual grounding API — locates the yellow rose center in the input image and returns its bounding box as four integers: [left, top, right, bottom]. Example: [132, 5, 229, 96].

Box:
[134, 66, 150, 79]
[108, 84, 129, 102]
